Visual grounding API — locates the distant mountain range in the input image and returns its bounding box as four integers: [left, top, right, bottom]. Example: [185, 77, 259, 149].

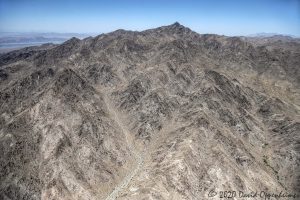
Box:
[0, 32, 93, 38]
[0, 32, 95, 53]
[0, 36, 65, 44]
[247, 32, 299, 38]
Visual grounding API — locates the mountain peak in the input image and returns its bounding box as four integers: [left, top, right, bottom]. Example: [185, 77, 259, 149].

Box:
[60, 37, 80, 47]
[159, 22, 195, 36]
[172, 22, 181, 27]
[167, 22, 185, 29]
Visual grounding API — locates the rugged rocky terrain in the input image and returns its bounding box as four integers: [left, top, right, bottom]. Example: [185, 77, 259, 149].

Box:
[0, 22, 299, 200]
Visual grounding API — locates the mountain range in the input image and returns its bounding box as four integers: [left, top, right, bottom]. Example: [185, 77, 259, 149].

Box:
[0, 22, 299, 200]
[0, 33, 92, 54]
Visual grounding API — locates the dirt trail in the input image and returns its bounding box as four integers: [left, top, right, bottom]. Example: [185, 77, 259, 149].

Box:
[104, 95, 144, 200]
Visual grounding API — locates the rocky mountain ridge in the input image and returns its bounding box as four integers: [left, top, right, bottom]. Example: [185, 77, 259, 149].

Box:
[0, 22, 299, 200]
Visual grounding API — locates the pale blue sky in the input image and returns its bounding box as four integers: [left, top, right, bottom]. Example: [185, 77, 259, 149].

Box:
[0, 0, 299, 36]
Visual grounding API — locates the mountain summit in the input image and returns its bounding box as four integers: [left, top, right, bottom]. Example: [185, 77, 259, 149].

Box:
[0, 24, 299, 200]
[170, 21, 182, 27]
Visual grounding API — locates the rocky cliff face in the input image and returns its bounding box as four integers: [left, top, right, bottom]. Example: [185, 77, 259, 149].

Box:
[0, 23, 299, 200]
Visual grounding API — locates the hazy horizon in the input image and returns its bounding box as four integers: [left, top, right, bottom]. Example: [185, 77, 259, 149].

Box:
[0, 0, 299, 37]
[0, 30, 299, 38]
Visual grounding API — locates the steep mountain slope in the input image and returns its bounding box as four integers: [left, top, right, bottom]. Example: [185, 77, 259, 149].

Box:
[0, 23, 299, 200]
